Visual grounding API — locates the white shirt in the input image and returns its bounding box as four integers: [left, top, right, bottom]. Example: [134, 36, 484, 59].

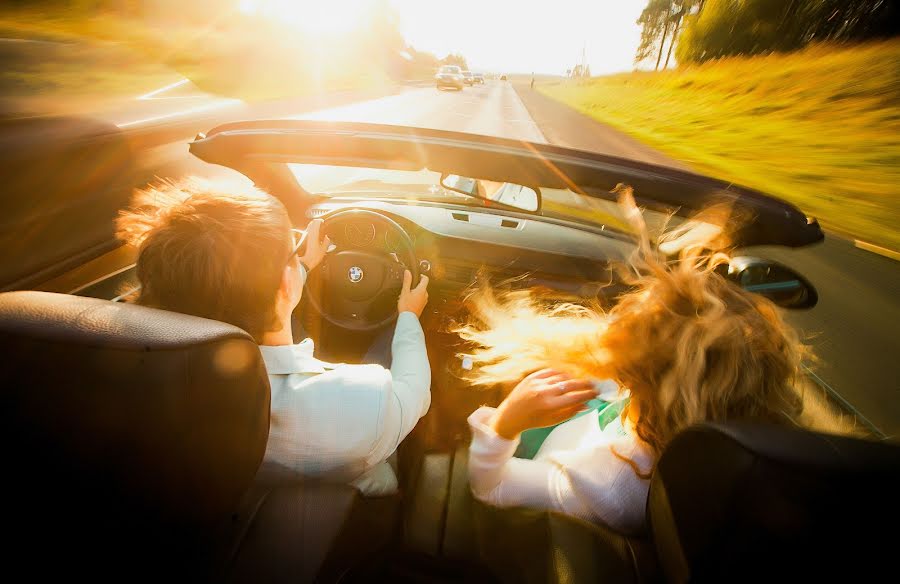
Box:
[467, 401, 654, 534]
[257, 311, 431, 496]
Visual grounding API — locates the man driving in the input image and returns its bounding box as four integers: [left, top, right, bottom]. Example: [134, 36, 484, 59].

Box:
[117, 177, 431, 495]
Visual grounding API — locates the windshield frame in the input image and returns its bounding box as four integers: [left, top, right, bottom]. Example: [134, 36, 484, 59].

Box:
[189, 119, 825, 248]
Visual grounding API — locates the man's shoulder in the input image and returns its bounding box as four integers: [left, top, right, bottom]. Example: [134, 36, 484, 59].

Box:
[305, 363, 392, 395]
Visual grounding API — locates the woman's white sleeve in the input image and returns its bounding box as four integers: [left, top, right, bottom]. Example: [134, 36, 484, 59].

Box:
[467, 407, 576, 516]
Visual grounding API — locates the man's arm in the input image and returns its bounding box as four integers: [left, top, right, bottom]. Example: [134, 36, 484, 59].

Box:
[366, 271, 431, 465]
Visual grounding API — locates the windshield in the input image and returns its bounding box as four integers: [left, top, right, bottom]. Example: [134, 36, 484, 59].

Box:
[289, 164, 472, 203]
[438, 66, 460, 74]
[287, 163, 675, 235]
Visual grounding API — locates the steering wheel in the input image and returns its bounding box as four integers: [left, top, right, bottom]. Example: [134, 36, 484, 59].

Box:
[304, 209, 419, 332]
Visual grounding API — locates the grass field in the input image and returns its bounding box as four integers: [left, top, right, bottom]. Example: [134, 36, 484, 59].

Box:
[539, 41, 900, 251]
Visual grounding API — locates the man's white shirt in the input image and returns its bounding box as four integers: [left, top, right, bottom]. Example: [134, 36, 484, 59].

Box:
[257, 311, 431, 495]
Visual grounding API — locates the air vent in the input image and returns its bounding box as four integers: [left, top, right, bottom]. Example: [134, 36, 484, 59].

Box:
[500, 219, 520, 229]
[451, 212, 470, 222]
[307, 208, 330, 218]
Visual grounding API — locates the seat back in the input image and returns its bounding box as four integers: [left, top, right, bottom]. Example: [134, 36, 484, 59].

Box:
[224, 480, 402, 583]
[0, 291, 270, 576]
[649, 422, 900, 582]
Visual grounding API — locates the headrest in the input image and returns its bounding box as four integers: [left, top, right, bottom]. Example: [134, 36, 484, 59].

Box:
[0, 291, 270, 528]
[649, 422, 900, 582]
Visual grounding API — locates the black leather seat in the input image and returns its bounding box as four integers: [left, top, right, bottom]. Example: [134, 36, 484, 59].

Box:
[0, 290, 270, 578]
[472, 501, 659, 584]
[649, 422, 900, 582]
[0, 291, 401, 582]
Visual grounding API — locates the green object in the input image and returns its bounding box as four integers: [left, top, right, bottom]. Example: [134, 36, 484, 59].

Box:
[514, 398, 628, 460]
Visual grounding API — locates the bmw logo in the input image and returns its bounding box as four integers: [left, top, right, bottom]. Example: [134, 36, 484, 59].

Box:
[348, 266, 364, 283]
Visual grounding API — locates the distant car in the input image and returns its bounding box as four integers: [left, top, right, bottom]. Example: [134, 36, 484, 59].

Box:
[500, 74, 508, 80]
[461, 70, 475, 85]
[435, 65, 464, 90]
[473, 73, 485, 84]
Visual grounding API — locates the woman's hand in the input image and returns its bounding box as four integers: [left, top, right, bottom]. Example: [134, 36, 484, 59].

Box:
[489, 369, 598, 440]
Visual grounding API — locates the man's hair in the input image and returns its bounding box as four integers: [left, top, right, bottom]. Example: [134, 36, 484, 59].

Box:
[117, 177, 292, 340]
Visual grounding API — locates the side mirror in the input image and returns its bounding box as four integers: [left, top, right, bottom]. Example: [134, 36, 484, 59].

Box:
[726, 257, 818, 309]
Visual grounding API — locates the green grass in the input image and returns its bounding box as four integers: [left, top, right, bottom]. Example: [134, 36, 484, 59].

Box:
[538, 41, 900, 251]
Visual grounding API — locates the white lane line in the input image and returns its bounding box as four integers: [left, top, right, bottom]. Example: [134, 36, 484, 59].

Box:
[116, 98, 241, 128]
[854, 240, 900, 262]
[137, 78, 214, 101]
[138, 78, 190, 100]
[0, 37, 70, 45]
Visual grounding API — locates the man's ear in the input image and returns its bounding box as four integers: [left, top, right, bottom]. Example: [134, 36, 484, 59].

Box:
[278, 262, 295, 301]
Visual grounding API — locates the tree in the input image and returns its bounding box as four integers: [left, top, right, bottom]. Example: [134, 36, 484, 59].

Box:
[635, 0, 672, 68]
[663, 1, 702, 69]
[676, 0, 899, 64]
[441, 53, 469, 70]
[637, 1, 703, 69]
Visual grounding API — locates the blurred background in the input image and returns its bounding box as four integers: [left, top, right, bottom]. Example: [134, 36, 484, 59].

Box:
[0, 0, 898, 435]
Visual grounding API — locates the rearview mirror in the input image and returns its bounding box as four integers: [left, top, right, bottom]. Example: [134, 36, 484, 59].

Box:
[726, 257, 818, 309]
[440, 174, 539, 212]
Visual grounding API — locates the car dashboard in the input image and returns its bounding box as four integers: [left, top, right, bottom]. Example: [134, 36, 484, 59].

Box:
[307, 197, 635, 319]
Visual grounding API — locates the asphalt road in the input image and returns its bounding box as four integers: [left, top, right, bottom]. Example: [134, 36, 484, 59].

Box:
[293, 81, 545, 142]
[109, 79, 900, 438]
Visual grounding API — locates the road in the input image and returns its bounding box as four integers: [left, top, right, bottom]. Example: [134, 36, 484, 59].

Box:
[66, 79, 900, 438]
[291, 81, 545, 143]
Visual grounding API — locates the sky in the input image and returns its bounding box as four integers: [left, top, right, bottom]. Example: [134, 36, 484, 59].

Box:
[238, 0, 649, 76]
[389, 0, 648, 75]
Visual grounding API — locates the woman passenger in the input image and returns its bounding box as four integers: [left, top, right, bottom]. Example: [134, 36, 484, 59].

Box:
[458, 188, 846, 533]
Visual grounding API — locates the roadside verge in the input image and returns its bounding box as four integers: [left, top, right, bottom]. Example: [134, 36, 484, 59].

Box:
[511, 82, 689, 171]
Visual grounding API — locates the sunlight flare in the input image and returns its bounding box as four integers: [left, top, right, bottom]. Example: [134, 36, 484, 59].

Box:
[238, 0, 374, 34]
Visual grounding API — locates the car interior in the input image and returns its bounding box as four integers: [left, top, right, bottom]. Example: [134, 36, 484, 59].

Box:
[1, 118, 899, 582]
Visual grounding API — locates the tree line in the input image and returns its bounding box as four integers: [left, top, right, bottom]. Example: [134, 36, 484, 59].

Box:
[637, 0, 899, 67]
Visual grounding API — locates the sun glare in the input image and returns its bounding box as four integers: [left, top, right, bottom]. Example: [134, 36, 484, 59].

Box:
[238, 0, 373, 34]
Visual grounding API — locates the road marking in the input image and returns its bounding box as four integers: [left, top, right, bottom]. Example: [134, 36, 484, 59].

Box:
[0, 37, 70, 45]
[117, 98, 241, 128]
[137, 78, 209, 101]
[854, 240, 900, 262]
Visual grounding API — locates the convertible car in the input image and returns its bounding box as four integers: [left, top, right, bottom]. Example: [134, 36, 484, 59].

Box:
[1, 120, 898, 582]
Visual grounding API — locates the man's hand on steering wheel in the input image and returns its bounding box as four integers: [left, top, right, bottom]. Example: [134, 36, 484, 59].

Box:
[303, 209, 422, 331]
[299, 218, 331, 271]
[398, 270, 429, 317]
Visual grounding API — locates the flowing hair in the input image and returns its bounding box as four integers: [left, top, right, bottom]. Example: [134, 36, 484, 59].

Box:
[455, 186, 847, 475]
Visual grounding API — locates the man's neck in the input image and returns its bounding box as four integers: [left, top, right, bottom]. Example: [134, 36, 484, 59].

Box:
[259, 313, 294, 346]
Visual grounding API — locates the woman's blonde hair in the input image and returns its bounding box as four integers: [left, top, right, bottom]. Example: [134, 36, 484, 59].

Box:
[456, 186, 846, 471]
